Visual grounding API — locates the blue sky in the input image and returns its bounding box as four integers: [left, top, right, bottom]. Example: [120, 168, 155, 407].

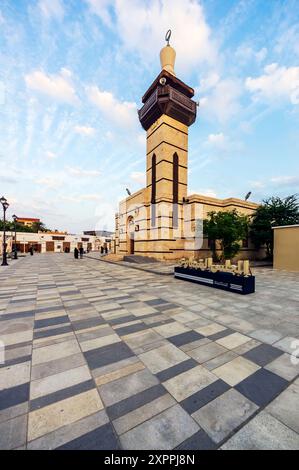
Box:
[0, 0, 298, 233]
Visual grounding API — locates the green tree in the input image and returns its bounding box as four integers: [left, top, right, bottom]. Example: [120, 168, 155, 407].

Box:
[203, 210, 249, 261]
[0, 220, 49, 233]
[250, 194, 299, 259]
[30, 221, 48, 233]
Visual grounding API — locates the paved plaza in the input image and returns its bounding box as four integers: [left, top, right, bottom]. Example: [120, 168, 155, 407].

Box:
[0, 254, 299, 450]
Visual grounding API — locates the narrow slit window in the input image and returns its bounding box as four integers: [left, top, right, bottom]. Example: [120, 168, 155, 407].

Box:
[173, 152, 179, 228]
[151, 154, 156, 226]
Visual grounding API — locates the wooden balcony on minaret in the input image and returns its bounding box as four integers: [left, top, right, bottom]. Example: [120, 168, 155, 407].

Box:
[138, 70, 197, 131]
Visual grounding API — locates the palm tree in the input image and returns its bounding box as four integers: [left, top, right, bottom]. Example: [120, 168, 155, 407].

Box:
[31, 221, 48, 233]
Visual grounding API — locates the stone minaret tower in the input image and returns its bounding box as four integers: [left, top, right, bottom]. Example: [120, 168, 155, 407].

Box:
[138, 32, 197, 255]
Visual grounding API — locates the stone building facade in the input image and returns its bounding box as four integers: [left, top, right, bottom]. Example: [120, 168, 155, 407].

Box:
[114, 39, 261, 261]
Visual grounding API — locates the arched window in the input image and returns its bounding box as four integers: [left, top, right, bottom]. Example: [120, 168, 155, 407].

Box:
[173, 152, 179, 228]
[151, 154, 156, 226]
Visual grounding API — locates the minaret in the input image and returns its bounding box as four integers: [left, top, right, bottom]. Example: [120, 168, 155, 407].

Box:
[138, 31, 197, 229]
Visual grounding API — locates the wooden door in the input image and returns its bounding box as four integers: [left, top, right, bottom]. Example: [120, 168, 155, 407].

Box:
[130, 237, 134, 254]
[46, 241, 54, 252]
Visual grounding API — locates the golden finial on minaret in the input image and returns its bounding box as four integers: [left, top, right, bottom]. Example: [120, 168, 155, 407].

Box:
[160, 29, 176, 76]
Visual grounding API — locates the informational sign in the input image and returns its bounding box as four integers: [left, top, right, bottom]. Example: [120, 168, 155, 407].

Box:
[174, 266, 255, 295]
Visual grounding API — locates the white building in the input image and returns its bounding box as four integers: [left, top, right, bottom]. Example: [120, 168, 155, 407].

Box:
[0, 231, 98, 255]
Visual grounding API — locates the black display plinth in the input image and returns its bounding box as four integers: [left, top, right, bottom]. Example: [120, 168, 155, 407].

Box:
[174, 266, 255, 295]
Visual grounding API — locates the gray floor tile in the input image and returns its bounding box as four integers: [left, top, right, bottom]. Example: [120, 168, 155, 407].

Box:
[27, 410, 109, 449]
[235, 368, 288, 406]
[106, 383, 166, 420]
[273, 336, 299, 354]
[84, 341, 134, 369]
[99, 368, 159, 406]
[221, 411, 299, 449]
[266, 382, 299, 433]
[192, 389, 258, 443]
[120, 404, 199, 450]
[0, 415, 27, 449]
[180, 379, 230, 414]
[243, 343, 284, 366]
[188, 342, 227, 363]
[176, 429, 217, 450]
[265, 353, 299, 381]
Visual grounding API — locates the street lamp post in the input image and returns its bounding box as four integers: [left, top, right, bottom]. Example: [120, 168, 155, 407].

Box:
[12, 214, 18, 259]
[0, 196, 10, 266]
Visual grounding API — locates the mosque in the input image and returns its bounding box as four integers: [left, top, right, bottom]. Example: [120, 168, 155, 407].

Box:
[114, 34, 259, 261]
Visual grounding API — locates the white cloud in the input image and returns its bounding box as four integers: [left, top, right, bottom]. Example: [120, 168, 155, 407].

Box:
[255, 48, 267, 63]
[105, 131, 113, 140]
[38, 0, 64, 20]
[235, 45, 267, 64]
[137, 134, 145, 146]
[45, 151, 57, 159]
[74, 125, 96, 136]
[85, 0, 112, 26]
[1, 175, 18, 184]
[197, 73, 220, 93]
[66, 166, 101, 177]
[35, 176, 61, 189]
[251, 180, 265, 190]
[205, 132, 244, 153]
[239, 121, 252, 134]
[207, 133, 226, 146]
[60, 67, 72, 78]
[130, 171, 145, 185]
[0, 165, 26, 183]
[86, 85, 137, 129]
[275, 24, 299, 58]
[0, 80, 5, 105]
[270, 175, 299, 187]
[189, 188, 217, 198]
[246, 63, 299, 105]
[87, 0, 218, 73]
[251, 176, 299, 191]
[80, 193, 102, 201]
[25, 69, 78, 105]
[200, 78, 242, 123]
[62, 193, 102, 202]
[94, 200, 116, 231]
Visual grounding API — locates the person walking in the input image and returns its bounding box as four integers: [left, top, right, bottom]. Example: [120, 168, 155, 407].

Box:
[74, 247, 79, 259]
[79, 246, 84, 259]
[29, 246, 34, 256]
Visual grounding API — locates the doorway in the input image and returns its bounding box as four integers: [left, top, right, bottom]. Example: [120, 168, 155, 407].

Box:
[129, 237, 135, 255]
[127, 216, 135, 255]
[46, 241, 54, 252]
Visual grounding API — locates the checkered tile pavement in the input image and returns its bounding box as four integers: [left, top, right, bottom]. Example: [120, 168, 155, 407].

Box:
[0, 254, 298, 450]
